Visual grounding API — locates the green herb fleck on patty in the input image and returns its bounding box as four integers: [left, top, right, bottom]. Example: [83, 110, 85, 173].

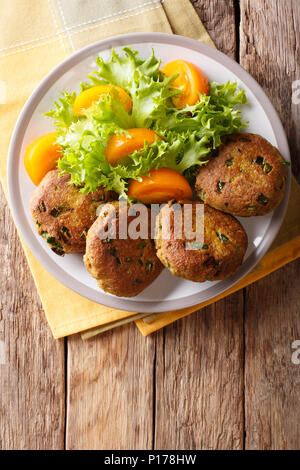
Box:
[50, 206, 71, 217]
[51, 247, 65, 256]
[247, 206, 257, 211]
[138, 240, 146, 250]
[125, 257, 133, 263]
[58, 226, 71, 243]
[80, 228, 89, 239]
[263, 163, 273, 174]
[226, 159, 233, 166]
[145, 261, 153, 274]
[116, 257, 121, 267]
[256, 156, 264, 165]
[199, 189, 205, 200]
[282, 161, 291, 166]
[110, 246, 117, 256]
[49, 207, 61, 217]
[38, 201, 46, 212]
[217, 182, 226, 193]
[257, 193, 269, 206]
[46, 237, 63, 249]
[46, 236, 57, 245]
[216, 232, 229, 243]
[138, 259, 143, 266]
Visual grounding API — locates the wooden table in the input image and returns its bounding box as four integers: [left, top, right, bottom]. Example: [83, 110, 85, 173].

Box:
[1, 0, 300, 450]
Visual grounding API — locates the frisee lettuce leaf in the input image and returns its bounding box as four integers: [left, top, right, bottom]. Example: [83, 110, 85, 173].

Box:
[45, 92, 78, 132]
[82, 47, 178, 128]
[45, 47, 248, 197]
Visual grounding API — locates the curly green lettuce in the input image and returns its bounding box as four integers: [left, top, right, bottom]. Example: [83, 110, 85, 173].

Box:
[45, 47, 248, 197]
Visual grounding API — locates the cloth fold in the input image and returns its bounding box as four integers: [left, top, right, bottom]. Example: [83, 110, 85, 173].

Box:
[0, 0, 299, 339]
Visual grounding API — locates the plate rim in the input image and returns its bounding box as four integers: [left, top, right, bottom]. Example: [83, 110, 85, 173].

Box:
[7, 32, 291, 313]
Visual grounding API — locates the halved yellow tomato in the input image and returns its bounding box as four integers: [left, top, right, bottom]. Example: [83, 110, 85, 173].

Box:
[72, 85, 132, 116]
[24, 133, 61, 185]
[128, 168, 193, 204]
[105, 128, 161, 166]
[162, 59, 209, 107]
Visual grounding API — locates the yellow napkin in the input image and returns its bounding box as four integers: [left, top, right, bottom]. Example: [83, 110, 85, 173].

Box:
[0, 0, 299, 339]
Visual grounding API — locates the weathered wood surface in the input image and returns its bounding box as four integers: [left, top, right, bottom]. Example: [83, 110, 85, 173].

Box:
[155, 294, 244, 450]
[244, 267, 300, 450]
[0, 185, 65, 450]
[66, 324, 155, 450]
[191, 0, 237, 59]
[1, 0, 300, 450]
[239, 0, 300, 450]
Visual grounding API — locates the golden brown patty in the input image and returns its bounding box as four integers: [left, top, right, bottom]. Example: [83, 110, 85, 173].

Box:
[30, 169, 115, 255]
[195, 133, 288, 216]
[155, 200, 248, 282]
[84, 202, 163, 297]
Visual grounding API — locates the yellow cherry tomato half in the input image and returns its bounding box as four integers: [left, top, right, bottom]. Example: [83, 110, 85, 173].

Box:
[72, 85, 132, 116]
[128, 168, 193, 204]
[105, 128, 162, 166]
[24, 133, 61, 185]
[162, 59, 209, 107]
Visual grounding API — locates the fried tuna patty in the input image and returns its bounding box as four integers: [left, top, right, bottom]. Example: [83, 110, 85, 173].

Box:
[195, 133, 288, 216]
[155, 200, 248, 282]
[30, 170, 114, 255]
[84, 202, 163, 297]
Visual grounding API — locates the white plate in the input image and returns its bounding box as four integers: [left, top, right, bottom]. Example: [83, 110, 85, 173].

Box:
[7, 33, 291, 313]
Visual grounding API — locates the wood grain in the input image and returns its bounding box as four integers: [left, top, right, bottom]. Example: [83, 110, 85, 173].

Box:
[0, 185, 65, 450]
[66, 323, 155, 450]
[240, 0, 300, 450]
[154, 1, 244, 450]
[155, 294, 244, 450]
[240, 0, 300, 181]
[244, 265, 300, 449]
[191, 0, 237, 59]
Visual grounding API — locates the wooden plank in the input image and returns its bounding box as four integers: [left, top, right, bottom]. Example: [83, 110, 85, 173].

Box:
[155, 295, 244, 450]
[240, 0, 300, 450]
[154, 1, 244, 450]
[191, 0, 237, 59]
[0, 185, 65, 450]
[244, 267, 300, 449]
[66, 323, 155, 450]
